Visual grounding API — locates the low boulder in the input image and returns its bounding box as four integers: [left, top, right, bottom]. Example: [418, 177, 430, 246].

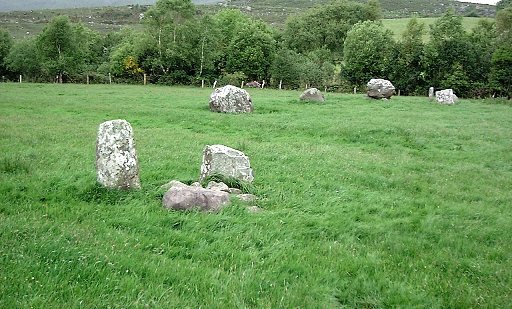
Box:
[209, 85, 253, 113]
[200, 145, 254, 183]
[435, 89, 458, 105]
[162, 182, 230, 212]
[245, 81, 261, 88]
[367, 79, 395, 99]
[300, 88, 325, 102]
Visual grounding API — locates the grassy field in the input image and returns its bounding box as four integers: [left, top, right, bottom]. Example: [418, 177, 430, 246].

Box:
[1, 83, 511, 307]
[382, 17, 494, 40]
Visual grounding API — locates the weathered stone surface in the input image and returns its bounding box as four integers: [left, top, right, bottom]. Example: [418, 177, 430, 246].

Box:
[209, 85, 253, 113]
[367, 79, 395, 99]
[206, 181, 230, 192]
[245, 81, 261, 88]
[162, 183, 230, 211]
[435, 89, 458, 105]
[200, 145, 254, 183]
[237, 193, 258, 202]
[227, 188, 243, 194]
[300, 88, 325, 102]
[429, 87, 435, 99]
[160, 180, 187, 191]
[96, 119, 140, 189]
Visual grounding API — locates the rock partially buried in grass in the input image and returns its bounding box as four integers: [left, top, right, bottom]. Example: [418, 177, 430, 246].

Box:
[435, 89, 458, 105]
[96, 119, 140, 190]
[300, 88, 325, 102]
[367, 78, 395, 99]
[209, 85, 253, 113]
[162, 181, 230, 212]
[200, 145, 254, 183]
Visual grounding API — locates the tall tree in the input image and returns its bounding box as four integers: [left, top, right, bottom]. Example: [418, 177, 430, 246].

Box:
[490, 7, 512, 98]
[143, 0, 195, 76]
[283, 0, 380, 60]
[0, 28, 13, 77]
[391, 18, 427, 95]
[5, 38, 42, 80]
[342, 20, 395, 85]
[36, 15, 80, 83]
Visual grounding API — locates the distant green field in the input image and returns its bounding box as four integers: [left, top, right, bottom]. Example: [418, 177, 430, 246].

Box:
[1, 83, 511, 307]
[382, 17, 493, 40]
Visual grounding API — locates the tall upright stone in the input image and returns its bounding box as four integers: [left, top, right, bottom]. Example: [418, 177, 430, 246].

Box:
[428, 87, 435, 100]
[96, 119, 140, 189]
[200, 145, 254, 183]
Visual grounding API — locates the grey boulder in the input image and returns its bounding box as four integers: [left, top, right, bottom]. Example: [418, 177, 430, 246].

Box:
[200, 145, 254, 183]
[300, 88, 325, 102]
[209, 85, 253, 113]
[162, 182, 230, 212]
[367, 79, 395, 99]
[435, 89, 458, 105]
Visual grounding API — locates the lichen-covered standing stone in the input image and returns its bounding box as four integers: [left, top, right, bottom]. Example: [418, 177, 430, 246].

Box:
[209, 85, 253, 113]
[96, 119, 140, 189]
[200, 145, 254, 183]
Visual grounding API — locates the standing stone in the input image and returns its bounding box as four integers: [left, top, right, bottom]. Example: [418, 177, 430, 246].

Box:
[367, 79, 395, 99]
[200, 145, 254, 183]
[299, 88, 325, 102]
[96, 119, 140, 189]
[209, 85, 253, 113]
[428, 87, 435, 99]
[435, 89, 458, 105]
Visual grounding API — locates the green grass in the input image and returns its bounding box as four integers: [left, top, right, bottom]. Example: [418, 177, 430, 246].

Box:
[382, 17, 494, 40]
[1, 83, 511, 307]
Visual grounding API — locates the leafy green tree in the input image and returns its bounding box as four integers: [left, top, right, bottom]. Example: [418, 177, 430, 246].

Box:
[271, 47, 303, 89]
[342, 20, 395, 86]
[225, 21, 276, 81]
[496, 0, 512, 11]
[425, 10, 474, 95]
[5, 38, 42, 80]
[212, 9, 253, 74]
[466, 19, 496, 96]
[490, 7, 512, 98]
[36, 15, 81, 82]
[0, 28, 13, 77]
[143, 0, 195, 77]
[391, 18, 427, 95]
[283, 0, 380, 60]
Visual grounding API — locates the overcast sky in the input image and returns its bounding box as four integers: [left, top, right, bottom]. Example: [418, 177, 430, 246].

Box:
[457, 0, 499, 4]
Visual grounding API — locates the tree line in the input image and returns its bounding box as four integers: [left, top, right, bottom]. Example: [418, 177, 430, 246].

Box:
[0, 0, 511, 98]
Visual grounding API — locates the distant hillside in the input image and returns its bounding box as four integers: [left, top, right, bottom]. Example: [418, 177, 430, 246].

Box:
[0, 0, 218, 12]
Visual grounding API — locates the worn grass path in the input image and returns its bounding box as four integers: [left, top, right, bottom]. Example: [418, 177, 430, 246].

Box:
[1, 83, 511, 307]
